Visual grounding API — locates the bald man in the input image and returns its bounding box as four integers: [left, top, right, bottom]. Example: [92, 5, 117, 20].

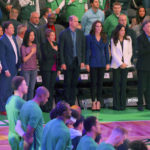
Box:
[19, 86, 49, 150]
[118, 14, 137, 62]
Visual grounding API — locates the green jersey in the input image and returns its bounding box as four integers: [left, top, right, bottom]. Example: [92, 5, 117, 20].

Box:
[77, 135, 98, 150]
[6, 95, 25, 150]
[19, 100, 43, 150]
[41, 118, 72, 150]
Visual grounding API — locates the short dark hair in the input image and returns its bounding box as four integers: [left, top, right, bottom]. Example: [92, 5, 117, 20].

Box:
[2, 21, 13, 32]
[22, 29, 35, 47]
[50, 107, 58, 119]
[11, 76, 25, 90]
[41, 7, 50, 17]
[84, 116, 97, 132]
[73, 116, 84, 128]
[56, 101, 68, 116]
[90, 0, 95, 4]
[129, 140, 148, 150]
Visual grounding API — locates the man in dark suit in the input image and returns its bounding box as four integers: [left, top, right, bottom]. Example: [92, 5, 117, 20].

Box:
[59, 15, 85, 106]
[38, 13, 65, 44]
[0, 0, 20, 23]
[39, 7, 52, 26]
[136, 20, 150, 111]
[0, 21, 20, 115]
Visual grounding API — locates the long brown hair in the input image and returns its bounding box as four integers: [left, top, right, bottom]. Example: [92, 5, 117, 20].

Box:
[112, 24, 129, 46]
[90, 20, 107, 43]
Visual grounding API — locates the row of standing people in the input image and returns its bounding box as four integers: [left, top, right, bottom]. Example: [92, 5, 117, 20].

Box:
[0, 8, 150, 114]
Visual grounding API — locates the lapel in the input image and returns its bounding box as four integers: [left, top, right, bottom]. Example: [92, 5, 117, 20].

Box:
[116, 40, 123, 55]
[13, 35, 19, 58]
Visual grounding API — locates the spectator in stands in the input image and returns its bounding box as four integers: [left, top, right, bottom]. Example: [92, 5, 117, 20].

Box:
[19, 0, 40, 23]
[81, 0, 105, 35]
[104, 2, 123, 40]
[27, 12, 41, 60]
[0, 21, 20, 115]
[16, 24, 27, 53]
[0, 0, 20, 22]
[5, 76, 28, 150]
[97, 126, 128, 150]
[111, 24, 132, 110]
[38, 13, 64, 44]
[110, 0, 130, 15]
[7, 8, 21, 36]
[39, 7, 52, 26]
[77, 116, 100, 150]
[21, 29, 37, 100]
[19, 86, 49, 150]
[59, 15, 85, 106]
[46, 0, 65, 15]
[136, 20, 150, 111]
[99, 0, 110, 12]
[128, 140, 148, 150]
[64, 0, 88, 24]
[41, 101, 72, 150]
[0, 25, 3, 37]
[70, 116, 84, 150]
[118, 14, 137, 63]
[85, 20, 110, 111]
[132, 6, 146, 37]
[40, 29, 60, 112]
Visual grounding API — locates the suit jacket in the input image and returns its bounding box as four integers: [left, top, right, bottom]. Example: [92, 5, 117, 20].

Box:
[0, 34, 20, 76]
[59, 28, 85, 66]
[40, 40, 59, 71]
[38, 24, 65, 44]
[136, 33, 150, 71]
[111, 36, 132, 69]
[39, 17, 47, 26]
[85, 34, 109, 67]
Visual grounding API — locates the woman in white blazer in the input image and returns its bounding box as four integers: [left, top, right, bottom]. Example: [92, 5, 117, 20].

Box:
[111, 24, 132, 110]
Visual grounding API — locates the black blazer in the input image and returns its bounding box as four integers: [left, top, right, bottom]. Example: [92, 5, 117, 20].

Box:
[136, 32, 150, 71]
[40, 40, 59, 71]
[59, 28, 85, 66]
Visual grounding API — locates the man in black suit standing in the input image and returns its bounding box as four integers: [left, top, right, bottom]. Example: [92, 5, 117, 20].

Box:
[137, 20, 150, 111]
[59, 15, 85, 106]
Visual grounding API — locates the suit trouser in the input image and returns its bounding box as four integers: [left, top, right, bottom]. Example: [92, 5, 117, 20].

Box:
[90, 67, 105, 106]
[0, 74, 13, 111]
[137, 70, 150, 108]
[64, 58, 80, 106]
[41, 71, 57, 110]
[112, 68, 128, 109]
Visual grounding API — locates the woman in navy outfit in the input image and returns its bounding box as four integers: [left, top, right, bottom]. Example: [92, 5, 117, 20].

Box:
[85, 20, 110, 111]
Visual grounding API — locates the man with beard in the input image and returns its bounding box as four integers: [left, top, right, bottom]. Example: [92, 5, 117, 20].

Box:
[41, 101, 72, 150]
[77, 116, 101, 150]
[18, 86, 49, 150]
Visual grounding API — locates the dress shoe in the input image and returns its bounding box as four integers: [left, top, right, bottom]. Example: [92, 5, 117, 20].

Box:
[0, 111, 7, 116]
